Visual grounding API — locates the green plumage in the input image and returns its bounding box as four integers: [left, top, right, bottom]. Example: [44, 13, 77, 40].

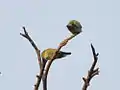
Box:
[41, 48, 71, 60]
[67, 20, 82, 35]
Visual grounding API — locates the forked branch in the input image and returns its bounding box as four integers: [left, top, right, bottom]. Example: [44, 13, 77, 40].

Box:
[82, 44, 99, 90]
[42, 34, 76, 90]
[20, 27, 44, 90]
[20, 27, 75, 90]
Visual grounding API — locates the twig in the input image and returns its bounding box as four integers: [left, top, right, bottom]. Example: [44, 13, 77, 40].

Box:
[34, 60, 46, 90]
[20, 27, 76, 90]
[82, 44, 99, 90]
[42, 34, 76, 90]
[20, 27, 45, 90]
[20, 27, 41, 67]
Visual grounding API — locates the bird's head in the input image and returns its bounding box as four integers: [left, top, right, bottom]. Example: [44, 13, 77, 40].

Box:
[66, 20, 82, 35]
[67, 20, 82, 28]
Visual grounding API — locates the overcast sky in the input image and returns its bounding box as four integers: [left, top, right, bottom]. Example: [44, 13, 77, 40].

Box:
[0, 0, 120, 90]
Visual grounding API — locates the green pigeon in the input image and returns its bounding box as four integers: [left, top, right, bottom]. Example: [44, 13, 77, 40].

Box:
[41, 48, 71, 60]
[67, 20, 82, 35]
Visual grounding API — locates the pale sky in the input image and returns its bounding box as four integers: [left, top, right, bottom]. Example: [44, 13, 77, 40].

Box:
[0, 0, 120, 90]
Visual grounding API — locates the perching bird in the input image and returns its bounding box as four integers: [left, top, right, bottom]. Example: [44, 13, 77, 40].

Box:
[41, 48, 71, 60]
[66, 20, 82, 35]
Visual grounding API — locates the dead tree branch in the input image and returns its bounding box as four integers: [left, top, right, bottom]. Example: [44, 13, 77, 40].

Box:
[20, 27, 46, 90]
[42, 34, 76, 90]
[20, 27, 76, 90]
[20, 27, 41, 67]
[82, 44, 99, 90]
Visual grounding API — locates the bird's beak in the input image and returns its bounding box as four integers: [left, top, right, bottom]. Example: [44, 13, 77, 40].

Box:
[66, 24, 73, 30]
[66, 24, 72, 28]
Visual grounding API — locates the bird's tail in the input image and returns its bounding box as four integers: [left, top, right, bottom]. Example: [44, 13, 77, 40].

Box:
[57, 51, 71, 58]
[61, 52, 71, 55]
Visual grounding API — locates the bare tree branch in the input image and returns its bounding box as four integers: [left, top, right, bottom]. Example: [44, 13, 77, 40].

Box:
[34, 60, 46, 90]
[42, 34, 76, 90]
[20, 27, 41, 67]
[20, 27, 46, 90]
[82, 44, 99, 90]
[20, 27, 76, 90]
